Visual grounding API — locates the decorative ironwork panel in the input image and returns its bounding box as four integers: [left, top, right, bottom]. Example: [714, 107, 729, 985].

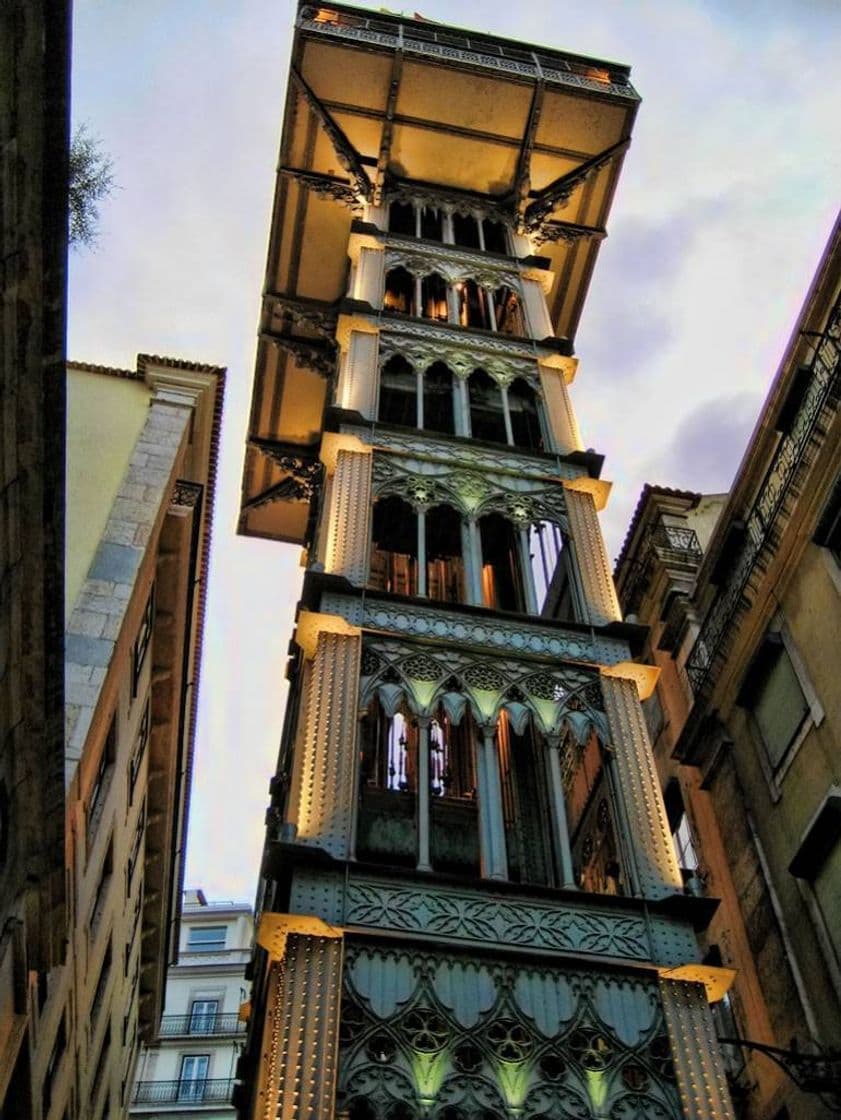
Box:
[318, 589, 632, 667]
[359, 636, 606, 742]
[337, 943, 679, 1120]
[297, 8, 640, 100]
[372, 454, 568, 524]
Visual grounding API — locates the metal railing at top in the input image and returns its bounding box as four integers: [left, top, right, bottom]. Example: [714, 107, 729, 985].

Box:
[297, 6, 638, 99]
[621, 519, 704, 616]
[132, 1079, 235, 1105]
[686, 290, 841, 697]
[158, 1012, 245, 1037]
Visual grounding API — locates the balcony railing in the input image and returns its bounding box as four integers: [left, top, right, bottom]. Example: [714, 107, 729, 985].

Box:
[132, 1079, 235, 1105]
[686, 289, 841, 697]
[159, 1012, 245, 1037]
[621, 519, 704, 615]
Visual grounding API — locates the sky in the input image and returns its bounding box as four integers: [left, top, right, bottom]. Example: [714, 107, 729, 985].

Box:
[69, 0, 841, 904]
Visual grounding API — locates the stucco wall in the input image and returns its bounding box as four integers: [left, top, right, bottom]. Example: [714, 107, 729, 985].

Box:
[66, 368, 150, 622]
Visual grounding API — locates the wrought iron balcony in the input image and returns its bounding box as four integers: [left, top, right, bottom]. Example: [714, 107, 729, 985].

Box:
[686, 289, 841, 697]
[621, 518, 704, 616]
[159, 1012, 246, 1038]
[132, 1078, 235, 1105]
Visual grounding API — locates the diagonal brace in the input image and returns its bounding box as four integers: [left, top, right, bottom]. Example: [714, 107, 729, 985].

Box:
[291, 66, 372, 200]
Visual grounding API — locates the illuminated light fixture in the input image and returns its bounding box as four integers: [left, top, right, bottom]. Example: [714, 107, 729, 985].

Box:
[314, 8, 339, 22]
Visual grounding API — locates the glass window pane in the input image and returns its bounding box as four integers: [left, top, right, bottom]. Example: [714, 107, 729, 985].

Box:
[753, 647, 809, 768]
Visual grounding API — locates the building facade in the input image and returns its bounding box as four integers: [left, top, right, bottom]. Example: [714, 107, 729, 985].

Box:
[236, 5, 736, 1118]
[614, 216, 841, 1119]
[0, 2, 70, 1112]
[20, 354, 224, 1120]
[131, 892, 252, 1117]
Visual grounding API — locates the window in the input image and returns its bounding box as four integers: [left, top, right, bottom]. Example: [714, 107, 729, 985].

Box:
[664, 780, 702, 890]
[89, 838, 113, 936]
[452, 211, 481, 249]
[737, 634, 810, 771]
[420, 272, 448, 321]
[467, 369, 506, 443]
[482, 217, 508, 254]
[42, 1013, 67, 1117]
[87, 718, 116, 842]
[369, 496, 418, 598]
[132, 588, 155, 697]
[456, 280, 492, 329]
[90, 939, 112, 1026]
[705, 947, 745, 1081]
[507, 377, 544, 451]
[422, 362, 455, 436]
[479, 513, 527, 613]
[128, 698, 150, 804]
[378, 355, 417, 427]
[124, 886, 142, 976]
[383, 266, 416, 316]
[126, 800, 146, 899]
[388, 199, 415, 236]
[187, 926, 227, 953]
[91, 1023, 111, 1110]
[190, 999, 219, 1034]
[493, 285, 526, 336]
[419, 204, 443, 241]
[178, 1055, 210, 1102]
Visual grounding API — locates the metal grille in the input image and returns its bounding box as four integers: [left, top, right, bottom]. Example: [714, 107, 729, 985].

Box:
[132, 1078, 235, 1104]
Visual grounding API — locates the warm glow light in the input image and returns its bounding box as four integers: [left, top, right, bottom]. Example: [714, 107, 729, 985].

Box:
[411, 1051, 448, 1099]
[585, 1069, 609, 1111]
[313, 8, 339, 22]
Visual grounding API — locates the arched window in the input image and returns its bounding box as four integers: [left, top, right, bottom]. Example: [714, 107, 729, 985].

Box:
[422, 362, 455, 435]
[507, 377, 543, 451]
[378, 355, 417, 427]
[452, 211, 481, 249]
[420, 272, 449, 321]
[479, 513, 526, 613]
[388, 199, 415, 236]
[425, 504, 464, 603]
[482, 217, 508, 254]
[383, 266, 415, 316]
[357, 698, 417, 867]
[419, 204, 443, 241]
[493, 286, 526, 335]
[456, 280, 491, 329]
[370, 496, 418, 596]
[496, 712, 553, 886]
[565, 732, 628, 896]
[429, 704, 479, 876]
[468, 369, 506, 443]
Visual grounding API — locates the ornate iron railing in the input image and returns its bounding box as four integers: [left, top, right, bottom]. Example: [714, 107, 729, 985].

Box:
[297, 7, 638, 100]
[158, 1012, 245, 1037]
[132, 1078, 235, 1105]
[621, 519, 704, 615]
[686, 291, 841, 696]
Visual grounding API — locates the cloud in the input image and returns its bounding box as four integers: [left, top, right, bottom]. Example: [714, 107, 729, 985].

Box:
[660, 391, 761, 492]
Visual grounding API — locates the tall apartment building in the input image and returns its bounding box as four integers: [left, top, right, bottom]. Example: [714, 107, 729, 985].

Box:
[131, 892, 252, 1117]
[236, 5, 736, 1117]
[614, 217, 841, 1119]
[19, 355, 224, 1120]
